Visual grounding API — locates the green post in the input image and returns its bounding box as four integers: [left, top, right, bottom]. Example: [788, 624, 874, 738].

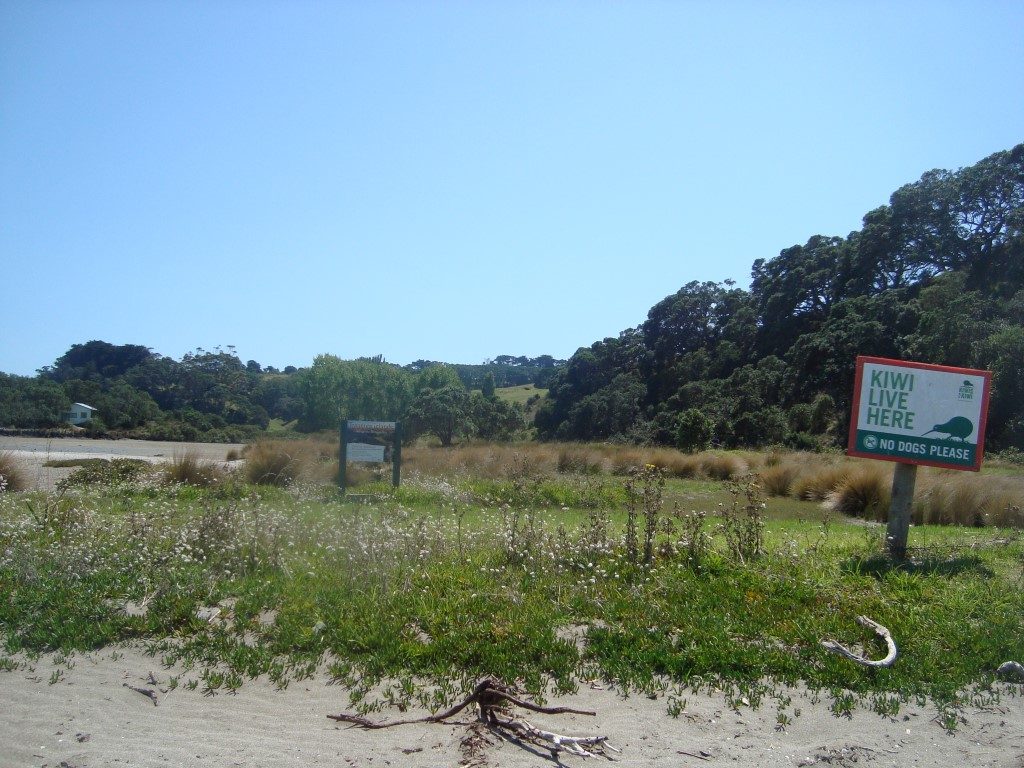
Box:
[392, 421, 402, 488]
[338, 421, 348, 493]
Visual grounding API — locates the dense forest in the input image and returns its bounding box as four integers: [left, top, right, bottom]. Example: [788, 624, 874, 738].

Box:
[0, 343, 557, 444]
[537, 143, 1024, 451]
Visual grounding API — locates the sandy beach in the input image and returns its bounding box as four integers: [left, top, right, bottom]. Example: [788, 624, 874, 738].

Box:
[1, 645, 1022, 768]
[0, 436, 245, 492]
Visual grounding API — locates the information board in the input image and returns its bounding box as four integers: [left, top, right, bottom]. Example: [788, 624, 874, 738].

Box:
[339, 420, 401, 491]
[847, 356, 991, 471]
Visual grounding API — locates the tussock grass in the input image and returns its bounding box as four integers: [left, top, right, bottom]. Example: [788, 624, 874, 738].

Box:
[700, 453, 745, 480]
[244, 440, 310, 487]
[164, 451, 222, 487]
[914, 474, 1024, 527]
[0, 452, 26, 493]
[405, 443, 752, 483]
[792, 464, 852, 501]
[758, 462, 802, 497]
[313, 439, 1024, 528]
[556, 446, 605, 475]
[829, 467, 890, 520]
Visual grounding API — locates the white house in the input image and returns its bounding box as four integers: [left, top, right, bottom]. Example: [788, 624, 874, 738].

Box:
[66, 403, 98, 426]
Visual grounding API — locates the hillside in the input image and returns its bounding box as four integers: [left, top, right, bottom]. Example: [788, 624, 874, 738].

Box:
[537, 143, 1024, 451]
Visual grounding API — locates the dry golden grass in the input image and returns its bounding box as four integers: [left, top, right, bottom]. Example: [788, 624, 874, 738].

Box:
[163, 451, 223, 487]
[403, 442, 752, 482]
[700, 453, 746, 480]
[914, 473, 1024, 527]
[828, 466, 890, 520]
[244, 440, 315, 487]
[792, 463, 852, 501]
[0, 451, 27, 492]
[237, 436, 1024, 528]
[556, 446, 606, 475]
[758, 462, 802, 497]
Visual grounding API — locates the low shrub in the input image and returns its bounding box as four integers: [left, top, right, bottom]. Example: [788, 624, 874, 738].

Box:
[0, 451, 26, 492]
[57, 458, 153, 490]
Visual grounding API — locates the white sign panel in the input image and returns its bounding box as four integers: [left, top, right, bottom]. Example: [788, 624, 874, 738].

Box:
[848, 356, 991, 471]
[347, 442, 386, 463]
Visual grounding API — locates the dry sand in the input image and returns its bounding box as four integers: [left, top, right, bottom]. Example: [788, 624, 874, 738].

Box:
[1, 645, 1022, 768]
[0, 436, 245, 492]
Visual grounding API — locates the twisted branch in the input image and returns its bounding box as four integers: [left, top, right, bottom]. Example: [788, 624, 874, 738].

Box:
[822, 615, 898, 668]
[327, 676, 614, 758]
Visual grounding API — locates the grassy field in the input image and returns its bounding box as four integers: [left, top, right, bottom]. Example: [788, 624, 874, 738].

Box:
[1, 442, 1022, 728]
[494, 384, 547, 405]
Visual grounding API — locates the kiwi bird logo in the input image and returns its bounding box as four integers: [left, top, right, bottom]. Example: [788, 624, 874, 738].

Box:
[921, 416, 974, 442]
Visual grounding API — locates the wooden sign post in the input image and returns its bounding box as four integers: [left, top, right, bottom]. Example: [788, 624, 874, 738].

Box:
[848, 357, 992, 560]
[339, 420, 401, 493]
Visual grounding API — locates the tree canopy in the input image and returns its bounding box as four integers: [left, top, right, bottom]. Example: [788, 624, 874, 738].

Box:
[539, 143, 1024, 450]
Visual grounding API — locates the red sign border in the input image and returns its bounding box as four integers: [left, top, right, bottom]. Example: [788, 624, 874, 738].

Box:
[847, 356, 992, 472]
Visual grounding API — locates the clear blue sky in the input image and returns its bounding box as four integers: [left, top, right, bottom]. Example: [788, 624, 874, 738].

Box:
[2, 1, 1022, 376]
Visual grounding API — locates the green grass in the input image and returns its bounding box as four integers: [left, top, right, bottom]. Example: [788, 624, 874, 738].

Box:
[0, 467, 1021, 725]
[42, 458, 108, 469]
[494, 384, 547, 405]
[265, 418, 300, 435]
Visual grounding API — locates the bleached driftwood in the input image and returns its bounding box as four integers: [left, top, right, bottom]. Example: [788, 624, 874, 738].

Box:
[821, 615, 898, 668]
[491, 714, 618, 757]
[328, 675, 617, 758]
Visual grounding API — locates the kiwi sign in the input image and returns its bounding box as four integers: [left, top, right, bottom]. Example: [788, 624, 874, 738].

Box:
[848, 356, 992, 471]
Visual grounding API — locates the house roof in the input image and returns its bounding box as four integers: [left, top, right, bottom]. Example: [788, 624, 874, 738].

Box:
[72, 402, 98, 411]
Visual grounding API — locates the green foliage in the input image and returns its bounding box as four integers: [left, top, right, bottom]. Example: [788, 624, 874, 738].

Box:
[470, 393, 525, 441]
[42, 340, 153, 382]
[56, 458, 152, 490]
[539, 143, 1024, 450]
[297, 355, 413, 432]
[405, 385, 472, 447]
[0, 374, 70, 427]
[730, 406, 788, 448]
[481, 371, 496, 399]
[676, 409, 713, 453]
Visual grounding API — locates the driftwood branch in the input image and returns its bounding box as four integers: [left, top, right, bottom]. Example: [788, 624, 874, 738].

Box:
[492, 714, 619, 757]
[328, 676, 614, 758]
[822, 615, 898, 668]
[123, 682, 159, 706]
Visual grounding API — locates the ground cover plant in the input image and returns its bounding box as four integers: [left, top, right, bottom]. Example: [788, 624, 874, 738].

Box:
[1, 443, 1022, 731]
